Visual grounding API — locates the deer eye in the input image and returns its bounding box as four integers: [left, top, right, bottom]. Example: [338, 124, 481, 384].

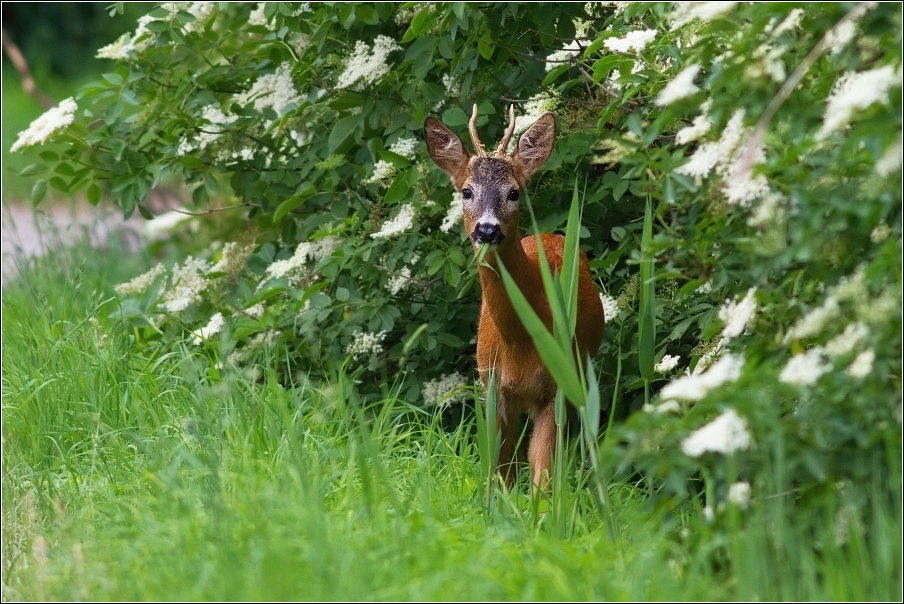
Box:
[462, 188, 473, 200]
[507, 189, 520, 201]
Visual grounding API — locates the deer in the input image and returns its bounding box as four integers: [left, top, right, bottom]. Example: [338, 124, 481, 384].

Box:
[424, 104, 606, 489]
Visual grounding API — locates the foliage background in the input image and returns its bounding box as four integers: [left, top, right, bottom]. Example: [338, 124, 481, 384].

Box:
[3, 2, 901, 599]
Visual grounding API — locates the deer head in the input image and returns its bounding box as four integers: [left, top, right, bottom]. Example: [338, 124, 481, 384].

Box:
[424, 105, 556, 248]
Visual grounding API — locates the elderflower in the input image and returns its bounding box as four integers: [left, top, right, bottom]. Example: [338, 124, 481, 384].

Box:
[115, 263, 166, 296]
[728, 481, 752, 508]
[604, 29, 656, 54]
[660, 353, 744, 402]
[423, 373, 470, 409]
[779, 346, 831, 386]
[768, 8, 805, 37]
[670, 2, 737, 29]
[441, 194, 464, 233]
[387, 266, 413, 295]
[824, 322, 869, 358]
[677, 109, 746, 180]
[718, 288, 757, 339]
[336, 35, 402, 90]
[786, 297, 840, 342]
[366, 160, 396, 185]
[875, 133, 903, 177]
[161, 256, 212, 313]
[371, 204, 415, 239]
[599, 293, 620, 320]
[10, 98, 77, 152]
[248, 3, 269, 26]
[233, 62, 301, 115]
[655, 354, 681, 373]
[675, 101, 713, 145]
[192, 312, 225, 345]
[545, 40, 582, 73]
[655, 64, 701, 106]
[847, 348, 875, 378]
[681, 408, 751, 457]
[210, 240, 255, 274]
[345, 330, 387, 358]
[818, 65, 900, 139]
[824, 2, 876, 55]
[266, 237, 341, 285]
[388, 137, 419, 161]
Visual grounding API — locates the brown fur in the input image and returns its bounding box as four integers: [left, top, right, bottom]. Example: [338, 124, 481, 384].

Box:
[425, 108, 606, 488]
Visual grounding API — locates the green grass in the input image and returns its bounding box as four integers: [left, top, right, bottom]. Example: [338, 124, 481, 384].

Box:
[2, 235, 900, 601]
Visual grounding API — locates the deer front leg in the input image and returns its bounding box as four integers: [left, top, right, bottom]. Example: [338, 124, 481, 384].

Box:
[528, 403, 556, 490]
[495, 397, 520, 488]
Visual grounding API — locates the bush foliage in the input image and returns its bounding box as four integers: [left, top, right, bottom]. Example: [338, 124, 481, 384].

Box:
[15, 2, 902, 519]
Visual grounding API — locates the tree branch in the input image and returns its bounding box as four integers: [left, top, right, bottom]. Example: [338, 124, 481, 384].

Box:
[1, 27, 56, 109]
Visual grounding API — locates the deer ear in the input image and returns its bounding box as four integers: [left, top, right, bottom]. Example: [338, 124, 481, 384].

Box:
[424, 117, 470, 180]
[511, 112, 556, 179]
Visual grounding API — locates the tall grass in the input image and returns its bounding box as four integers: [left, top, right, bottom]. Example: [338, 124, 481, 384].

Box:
[2, 232, 899, 600]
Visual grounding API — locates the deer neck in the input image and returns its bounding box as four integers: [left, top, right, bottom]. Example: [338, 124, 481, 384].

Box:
[477, 238, 547, 344]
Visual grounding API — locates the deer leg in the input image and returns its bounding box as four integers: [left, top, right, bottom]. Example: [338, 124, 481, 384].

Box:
[495, 394, 521, 488]
[528, 403, 556, 490]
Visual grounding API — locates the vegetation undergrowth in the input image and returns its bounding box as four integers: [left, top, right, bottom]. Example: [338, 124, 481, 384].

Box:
[2, 235, 900, 600]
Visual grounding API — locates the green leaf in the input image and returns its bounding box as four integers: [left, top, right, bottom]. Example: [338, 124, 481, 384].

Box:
[19, 164, 48, 177]
[497, 260, 586, 407]
[478, 30, 494, 60]
[87, 182, 102, 205]
[402, 6, 431, 42]
[383, 175, 411, 205]
[31, 179, 48, 205]
[328, 115, 359, 153]
[273, 185, 315, 223]
[137, 204, 154, 220]
[355, 4, 379, 25]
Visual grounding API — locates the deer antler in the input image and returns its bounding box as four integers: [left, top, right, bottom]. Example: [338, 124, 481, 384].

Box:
[469, 104, 487, 158]
[494, 105, 517, 157]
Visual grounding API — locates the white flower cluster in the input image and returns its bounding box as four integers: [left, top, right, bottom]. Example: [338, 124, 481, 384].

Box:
[366, 160, 396, 185]
[718, 287, 757, 339]
[785, 297, 840, 342]
[670, 2, 737, 30]
[766, 8, 805, 38]
[10, 98, 77, 153]
[818, 65, 900, 140]
[209, 240, 255, 274]
[95, 2, 216, 60]
[388, 137, 419, 161]
[655, 64, 701, 106]
[545, 41, 582, 73]
[266, 237, 341, 286]
[824, 2, 876, 55]
[675, 101, 712, 144]
[422, 373, 470, 409]
[387, 266, 413, 295]
[604, 29, 657, 54]
[728, 481, 752, 508]
[345, 330, 388, 358]
[234, 62, 302, 115]
[681, 408, 751, 457]
[779, 346, 831, 386]
[336, 35, 402, 90]
[248, 3, 269, 26]
[655, 354, 681, 373]
[848, 349, 875, 378]
[161, 256, 212, 313]
[115, 263, 166, 296]
[660, 354, 744, 402]
[875, 133, 903, 176]
[177, 104, 237, 156]
[192, 312, 225, 345]
[824, 322, 869, 358]
[745, 43, 788, 84]
[440, 194, 464, 233]
[371, 204, 415, 239]
[507, 96, 557, 152]
[676, 109, 770, 207]
[599, 293, 620, 321]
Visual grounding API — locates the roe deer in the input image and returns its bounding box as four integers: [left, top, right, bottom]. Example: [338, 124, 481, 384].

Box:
[424, 105, 606, 488]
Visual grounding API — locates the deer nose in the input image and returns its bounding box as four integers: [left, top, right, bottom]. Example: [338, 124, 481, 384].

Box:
[472, 222, 503, 245]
